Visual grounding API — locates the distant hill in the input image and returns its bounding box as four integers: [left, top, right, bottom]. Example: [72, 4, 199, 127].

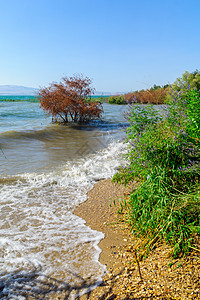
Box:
[94, 91, 112, 96]
[0, 85, 124, 96]
[0, 85, 39, 95]
[94, 91, 125, 96]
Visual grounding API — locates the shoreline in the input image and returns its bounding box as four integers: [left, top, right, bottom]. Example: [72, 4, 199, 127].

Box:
[74, 179, 133, 270]
[74, 179, 200, 300]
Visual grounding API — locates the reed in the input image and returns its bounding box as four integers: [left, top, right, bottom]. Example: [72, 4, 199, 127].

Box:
[113, 87, 200, 257]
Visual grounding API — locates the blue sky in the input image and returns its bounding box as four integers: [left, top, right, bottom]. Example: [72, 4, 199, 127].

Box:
[0, 0, 199, 93]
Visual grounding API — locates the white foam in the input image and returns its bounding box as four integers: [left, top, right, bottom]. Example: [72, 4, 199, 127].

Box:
[0, 140, 127, 298]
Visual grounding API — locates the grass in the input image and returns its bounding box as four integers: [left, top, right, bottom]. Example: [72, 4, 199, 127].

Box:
[113, 87, 200, 257]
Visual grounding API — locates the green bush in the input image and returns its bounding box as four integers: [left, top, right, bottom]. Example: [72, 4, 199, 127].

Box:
[108, 95, 126, 105]
[113, 89, 200, 257]
[171, 70, 200, 92]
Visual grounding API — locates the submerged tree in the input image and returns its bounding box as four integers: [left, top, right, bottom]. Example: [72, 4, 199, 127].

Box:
[39, 74, 103, 124]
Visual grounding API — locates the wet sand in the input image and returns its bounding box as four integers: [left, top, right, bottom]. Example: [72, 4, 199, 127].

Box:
[74, 179, 132, 270]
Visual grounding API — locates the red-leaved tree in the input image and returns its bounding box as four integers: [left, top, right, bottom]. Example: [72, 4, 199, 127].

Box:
[39, 74, 103, 124]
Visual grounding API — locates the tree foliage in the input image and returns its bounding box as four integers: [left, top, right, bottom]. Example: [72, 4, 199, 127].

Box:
[108, 95, 126, 104]
[39, 74, 103, 124]
[171, 69, 200, 92]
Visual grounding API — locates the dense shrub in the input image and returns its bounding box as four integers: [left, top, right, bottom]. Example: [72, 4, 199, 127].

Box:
[123, 92, 136, 103]
[124, 88, 168, 104]
[171, 69, 200, 93]
[113, 88, 200, 257]
[108, 95, 126, 105]
[166, 70, 200, 103]
[39, 74, 103, 124]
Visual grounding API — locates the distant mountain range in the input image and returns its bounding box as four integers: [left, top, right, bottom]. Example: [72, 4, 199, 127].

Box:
[0, 85, 39, 95]
[0, 85, 123, 96]
[94, 91, 125, 96]
[94, 91, 112, 96]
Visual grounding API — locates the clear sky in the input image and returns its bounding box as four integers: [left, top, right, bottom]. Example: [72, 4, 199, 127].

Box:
[0, 0, 199, 93]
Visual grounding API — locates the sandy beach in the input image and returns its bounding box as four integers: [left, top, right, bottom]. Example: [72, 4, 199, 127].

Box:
[74, 179, 200, 300]
[75, 179, 133, 270]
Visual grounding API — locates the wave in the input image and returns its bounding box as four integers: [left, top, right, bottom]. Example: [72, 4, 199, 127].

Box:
[0, 140, 127, 298]
[0, 119, 128, 141]
[1, 140, 126, 187]
[0, 127, 61, 140]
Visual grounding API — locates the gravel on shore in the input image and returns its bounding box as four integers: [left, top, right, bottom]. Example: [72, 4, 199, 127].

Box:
[74, 179, 200, 300]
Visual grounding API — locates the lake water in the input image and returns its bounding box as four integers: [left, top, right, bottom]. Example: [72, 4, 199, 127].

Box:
[0, 97, 128, 299]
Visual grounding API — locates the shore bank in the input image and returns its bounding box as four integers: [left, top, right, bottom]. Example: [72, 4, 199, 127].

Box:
[74, 179, 200, 300]
[75, 179, 133, 271]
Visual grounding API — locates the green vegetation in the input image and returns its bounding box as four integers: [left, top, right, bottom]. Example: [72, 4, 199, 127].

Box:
[0, 95, 108, 104]
[108, 70, 200, 105]
[108, 95, 126, 105]
[0, 96, 39, 102]
[86, 95, 108, 103]
[171, 69, 200, 92]
[113, 86, 200, 257]
[106, 84, 169, 105]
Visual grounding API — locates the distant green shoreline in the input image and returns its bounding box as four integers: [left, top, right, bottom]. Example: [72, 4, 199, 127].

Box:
[0, 95, 109, 103]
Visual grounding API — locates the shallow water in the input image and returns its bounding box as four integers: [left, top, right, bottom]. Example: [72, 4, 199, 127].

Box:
[0, 100, 128, 299]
